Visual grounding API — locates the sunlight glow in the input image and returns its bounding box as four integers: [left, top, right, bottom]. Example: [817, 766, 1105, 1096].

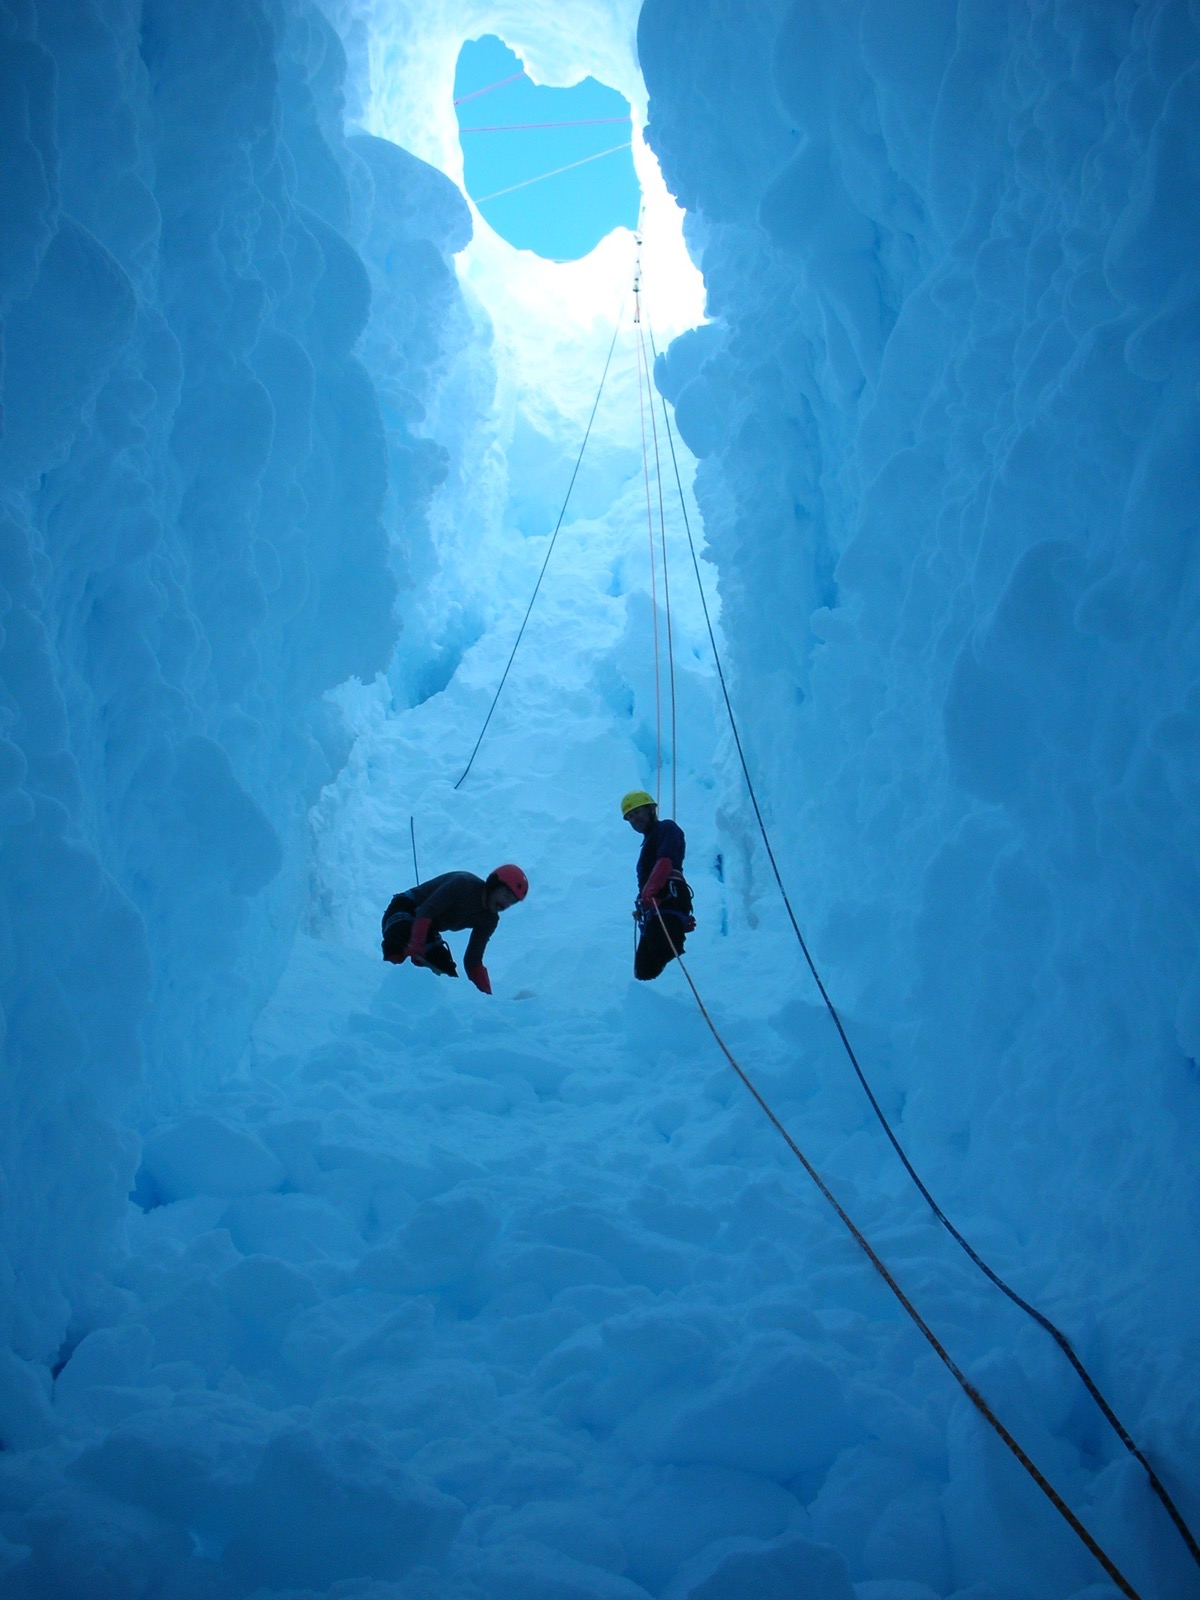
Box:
[363, 0, 707, 436]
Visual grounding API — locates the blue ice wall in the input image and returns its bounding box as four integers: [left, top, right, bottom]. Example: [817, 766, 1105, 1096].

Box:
[0, 0, 470, 1363]
[640, 0, 1200, 1318]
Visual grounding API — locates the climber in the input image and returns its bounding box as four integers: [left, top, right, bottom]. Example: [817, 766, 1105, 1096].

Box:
[381, 865, 528, 994]
[621, 790, 694, 981]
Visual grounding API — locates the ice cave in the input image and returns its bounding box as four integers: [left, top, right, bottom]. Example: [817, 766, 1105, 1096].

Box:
[1, 2, 1199, 1597]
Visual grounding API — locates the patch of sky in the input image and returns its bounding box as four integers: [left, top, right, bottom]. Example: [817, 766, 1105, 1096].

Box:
[455, 34, 640, 261]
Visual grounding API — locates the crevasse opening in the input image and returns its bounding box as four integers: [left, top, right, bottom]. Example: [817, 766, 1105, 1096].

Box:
[453, 34, 640, 261]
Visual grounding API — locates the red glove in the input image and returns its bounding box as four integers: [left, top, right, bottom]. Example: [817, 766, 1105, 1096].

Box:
[406, 917, 433, 965]
[467, 964, 492, 995]
[640, 856, 674, 908]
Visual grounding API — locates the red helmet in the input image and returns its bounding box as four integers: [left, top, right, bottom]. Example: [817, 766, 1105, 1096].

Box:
[490, 863, 528, 901]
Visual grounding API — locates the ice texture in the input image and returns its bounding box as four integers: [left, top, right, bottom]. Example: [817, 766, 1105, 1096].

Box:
[637, 0, 1200, 1588]
[0, 0, 470, 1365]
[1, 2, 1198, 1599]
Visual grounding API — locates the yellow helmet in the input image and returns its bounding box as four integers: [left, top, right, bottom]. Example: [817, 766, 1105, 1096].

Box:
[620, 789, 656, 818]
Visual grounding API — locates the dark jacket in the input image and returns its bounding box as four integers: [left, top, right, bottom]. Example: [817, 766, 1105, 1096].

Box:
[636, 818, 686, 891]
[392, 871, 499, 970]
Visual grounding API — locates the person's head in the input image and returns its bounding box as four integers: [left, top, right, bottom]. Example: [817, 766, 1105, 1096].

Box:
[485, 863, 528, 913]
[620, 790, 657, 835]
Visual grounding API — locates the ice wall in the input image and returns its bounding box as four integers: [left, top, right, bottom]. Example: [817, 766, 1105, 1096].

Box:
[641, 0, 1200, 1413]
[0, 0, 472, 1365]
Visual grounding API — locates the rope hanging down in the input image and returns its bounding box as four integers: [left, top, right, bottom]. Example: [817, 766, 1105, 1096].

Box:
[644, 321, 1200, 1572]
[636, 299, 678, 818]
[652, 909, 1142, 1600]
[633, 275, 664, 806]
[454, 299, 625, 789]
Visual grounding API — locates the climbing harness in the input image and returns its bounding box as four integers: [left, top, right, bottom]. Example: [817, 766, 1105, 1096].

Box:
[652, 910, 1142, 1600]
[380, 899, 458, 976]
[634, 871, 695, 937]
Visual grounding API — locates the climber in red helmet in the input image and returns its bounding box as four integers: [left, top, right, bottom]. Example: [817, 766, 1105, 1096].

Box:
[381, 864, 528, 994]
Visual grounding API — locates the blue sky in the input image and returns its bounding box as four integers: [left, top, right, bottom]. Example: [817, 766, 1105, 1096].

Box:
[455, 34, 641, 261]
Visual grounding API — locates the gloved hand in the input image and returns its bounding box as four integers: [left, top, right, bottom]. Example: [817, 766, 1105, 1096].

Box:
[405, 917, 433, 965]
[467, 964, 492, 995]
[640, 856, 674, 908]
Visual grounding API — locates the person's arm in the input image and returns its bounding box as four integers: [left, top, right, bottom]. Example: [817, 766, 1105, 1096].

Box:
[405, 876, 458, 962]
[640, 822, 685, 906]
[640, 855, 674, 905]
[464, 912, 499, 989]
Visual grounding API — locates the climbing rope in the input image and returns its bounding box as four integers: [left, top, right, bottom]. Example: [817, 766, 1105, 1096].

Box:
[454, 298, 625, 789]
[459, 117, 630, 133]
[453, 70, 526, 107]
[637, 305, 678, 818]
[652, 909, 1142, 1600]
[633, 274, 664, 804]
[473, 142, 632, 207]
[644, 320, 1200, 1571]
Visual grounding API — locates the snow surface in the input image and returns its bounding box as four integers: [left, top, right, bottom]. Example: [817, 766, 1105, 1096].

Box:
[1, 1, 1198, 1599]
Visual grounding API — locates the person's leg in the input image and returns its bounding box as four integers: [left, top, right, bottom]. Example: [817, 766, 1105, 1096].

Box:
[383, 912, 458, 976]
[635, 881, 693, 981]
[635, 919, 681, 980]
[424, 936, 458, 977]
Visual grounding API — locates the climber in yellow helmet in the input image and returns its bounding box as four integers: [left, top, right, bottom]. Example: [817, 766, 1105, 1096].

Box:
[620, 790, 694, 980]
